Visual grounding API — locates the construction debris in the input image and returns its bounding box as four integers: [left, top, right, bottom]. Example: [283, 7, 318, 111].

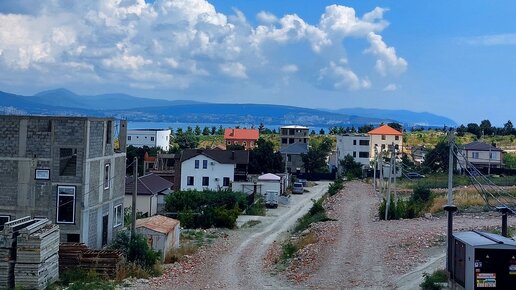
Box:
[0, 217, 60, 290]
[59, 242, 125, 279]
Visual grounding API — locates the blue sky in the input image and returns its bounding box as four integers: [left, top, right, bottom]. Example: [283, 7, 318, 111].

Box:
[0, 0, 515, 125]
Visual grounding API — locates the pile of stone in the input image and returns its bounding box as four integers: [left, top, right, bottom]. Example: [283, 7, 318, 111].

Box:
[0, 217, 60, 290]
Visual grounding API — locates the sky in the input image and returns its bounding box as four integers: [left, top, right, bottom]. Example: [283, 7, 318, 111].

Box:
[0, 0, 515, 125]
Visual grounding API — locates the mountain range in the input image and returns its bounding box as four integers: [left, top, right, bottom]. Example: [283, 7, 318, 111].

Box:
[0, 88, 456, 128]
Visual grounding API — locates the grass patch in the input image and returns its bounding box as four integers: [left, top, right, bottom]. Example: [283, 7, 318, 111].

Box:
[293, 198, 331, 233]
[54, 270, 116, 290]
[245, 198, 266, 216]
[420, 269, 448, 290]
[429, 191, 487, 213]
[398, 174, 516, 189]
[165, 229, 220, 263]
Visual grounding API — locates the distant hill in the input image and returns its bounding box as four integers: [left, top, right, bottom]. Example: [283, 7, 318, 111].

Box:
[0, 89, 456, 127]
[330, 108, 456, 127]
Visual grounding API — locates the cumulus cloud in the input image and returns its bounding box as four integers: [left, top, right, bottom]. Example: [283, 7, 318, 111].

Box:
[0, 0, 407, 93]
[257, 11, 277, 24]
[383, 83, 398, 91]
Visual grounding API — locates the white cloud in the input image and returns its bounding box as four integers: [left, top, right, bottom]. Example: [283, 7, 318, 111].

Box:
[319, 61, 370, 90]
[462, 33, 516, 46]
[257, 11, 277, 24]
[383, 83, 398, 91]
[220, 62, 247, 79]
[282, 64, 298, 73]
[365, 32, 407, 76]
[0, 1, 406, 93]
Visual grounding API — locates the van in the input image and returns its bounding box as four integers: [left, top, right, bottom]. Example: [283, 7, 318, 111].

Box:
[264, 190, 279, 208]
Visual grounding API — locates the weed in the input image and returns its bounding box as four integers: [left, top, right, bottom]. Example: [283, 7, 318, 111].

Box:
[420, 269, 448, 290]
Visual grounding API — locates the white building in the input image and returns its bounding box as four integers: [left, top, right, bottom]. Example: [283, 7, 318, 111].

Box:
[127, 128, 171, 151]
[336, 134, 371, 168]
[179, 149, 249, 191]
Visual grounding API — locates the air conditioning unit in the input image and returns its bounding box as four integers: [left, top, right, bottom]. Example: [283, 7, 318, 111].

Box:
[210, 161, 215, 165]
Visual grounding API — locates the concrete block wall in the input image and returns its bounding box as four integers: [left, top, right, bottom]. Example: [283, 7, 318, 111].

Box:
[0, 118, 19, 155]
[26, 119, 52, 158]
[88, 121, 104, 159]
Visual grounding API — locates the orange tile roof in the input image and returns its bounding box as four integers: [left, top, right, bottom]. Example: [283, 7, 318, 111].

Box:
[368, 124, 403, 136]
[224, 128, 259, 140]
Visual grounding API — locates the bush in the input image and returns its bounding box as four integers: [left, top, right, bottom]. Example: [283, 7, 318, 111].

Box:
[420, 269, 448, 290]
[59, 270, 115, 290]
[110, 231, 161, 270]
[281, 242, 297, 260]
[379, 187, 434, 220]
[413, 186, 432, 203]
[245, 198, 266, 216]
[165, 190, 247, 229]
[328, 178, 344, 196]
[294, 199, 331, 232]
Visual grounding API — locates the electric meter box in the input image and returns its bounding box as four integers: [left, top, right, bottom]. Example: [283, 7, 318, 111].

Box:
[452, 231, 516, 289]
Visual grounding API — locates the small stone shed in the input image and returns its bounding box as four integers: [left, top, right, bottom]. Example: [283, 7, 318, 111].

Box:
[135, 215, 180, 259]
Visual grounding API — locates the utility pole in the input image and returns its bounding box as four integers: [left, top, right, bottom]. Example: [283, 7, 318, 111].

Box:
[378, 149, 383, 197]
[393, 147, 398, 203]
[488, 146, 492, 176]
[131, 157, 138, 239]
[444, 130, 458, 275]
[373, 145, 378, 192]
[447, 133, 455, 205]
[385, 142, 395, 220]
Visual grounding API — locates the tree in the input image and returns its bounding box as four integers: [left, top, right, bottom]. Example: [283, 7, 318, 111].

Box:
[175, 131, 199, 149]
[248, 138, 284, 174]
[503, 120, 514, 135]
[358, 124, 374, 133]
[194, 125, 201, 136]
[456, 124, 467, 137]
[387, 122, 403, 132]
[302, 137, 333, 174]
[479, 119, 493, 136]
[422, 141, 453, 173]
[202, 126, 210, 136]
[340, 154, 363, 179]
[258, 122, 265, 132]
[319, 128, 325, 135]
[310, 130, 316, 135]
[466, 123, 481, 138]
[216, 125, 224, 135]
[211, 126, 217, 135]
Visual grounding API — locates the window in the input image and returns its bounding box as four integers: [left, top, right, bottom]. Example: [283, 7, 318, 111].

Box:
[489, 152, 496, 159]
[289, 138, 294, 143]
[202, 177, 209, 186]
[104, 164, 110, 189]
[472, 152, 479, 159]
[59, 148, 77, 176]
[223, 177, 230, 187]
[106, 121, 112, 144]
[353, 151, 357, 158]
[287, 155, 292, 162]
[187, 176, 194, 186]
[395, 136, 399, 141]
[0, 215, 10, 231]
[234, 141, 239, 145]
[151, 137, 155, 141]
[203, 160, 208, 169]
[243, 141, 247, 147]
[359, 140, 369, 146]
[281, 138, 287, 144]
[227, 141, 232, 145]
[359, 152, 369, 158]
[128, 136, 132, 141]
[114, 204, 123, 227]
[381, 144, 386, 150]
[57, 186, 76, 224]
[353, 140, 357, 145]
[195, 160, 200, 169]
[250, 141, 254, 147]
[381, 135, 386, 140]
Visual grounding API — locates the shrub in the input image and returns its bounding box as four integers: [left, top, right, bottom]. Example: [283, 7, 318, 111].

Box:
[413, 186, 432, 203]
[328, 178, 344, 196]
[379, 187, 433, 220]
[281, 242, 297, 260]
[420, 269, 448, 290]
[213, 206, 240, 229]
[245, 198, 266, 216]
[59, 270, 115, 290]
[294, 199, 330, 232]
[110, 231, 161, 270]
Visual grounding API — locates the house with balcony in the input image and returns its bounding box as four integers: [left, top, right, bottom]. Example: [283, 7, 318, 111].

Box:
[224, 128, 259, 150]
[179, 149, 249, 191]
[0, 115, 127, 248]
[127, 128, 171, 151]
[457, 142, 504, 172]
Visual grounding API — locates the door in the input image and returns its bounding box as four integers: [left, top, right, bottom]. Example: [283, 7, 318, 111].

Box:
[102, 214, 109, 247]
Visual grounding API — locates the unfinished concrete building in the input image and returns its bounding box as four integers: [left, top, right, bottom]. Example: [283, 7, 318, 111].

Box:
[0, 115, 127, 248]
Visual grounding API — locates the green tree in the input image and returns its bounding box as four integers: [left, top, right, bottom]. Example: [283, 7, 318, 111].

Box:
[339, 154, 363, 179]
[319, 128, 325, 135]
[175, 130, 199, 149]
[422, 141, 452, 173]
[503, 120, 514, 135]
[466, 123, 481, 138]
[211, 126, 217, 135]
[248, 138, 284, 174]
[479, 119, 493, 136]
[217, 125, 224, 135]
[202, 126, 210, 136]
[302, 137, 333, 174]
[358, 124, 374, 133]
[194, 125, 201, 136]
[387, 122, 403, 132]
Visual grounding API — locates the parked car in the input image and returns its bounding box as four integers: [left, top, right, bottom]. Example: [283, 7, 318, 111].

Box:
[264, 190, 279, 208]
[407, 172, 425, 179]
[292, 182, 304, 194]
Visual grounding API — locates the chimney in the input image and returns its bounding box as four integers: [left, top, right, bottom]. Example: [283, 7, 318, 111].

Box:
[231, 128, 235, 136]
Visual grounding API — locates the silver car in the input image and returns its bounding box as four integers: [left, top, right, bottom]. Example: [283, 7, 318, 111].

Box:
[292, 182, 304, 194]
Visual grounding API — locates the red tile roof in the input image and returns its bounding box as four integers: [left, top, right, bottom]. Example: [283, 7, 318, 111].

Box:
[224, 128, 259, 140]
[136, 215, 179, 234]
[368, 124, 403, 136]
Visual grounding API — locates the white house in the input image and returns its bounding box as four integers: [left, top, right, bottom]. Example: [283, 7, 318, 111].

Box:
[179, 149, 249, 191]
[457, 142, 504, 172]
[336, 133, 371, 168]
[368, 124, 403, 160]
[124, 173, 173, 217]
[127, 128, 171, 151]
